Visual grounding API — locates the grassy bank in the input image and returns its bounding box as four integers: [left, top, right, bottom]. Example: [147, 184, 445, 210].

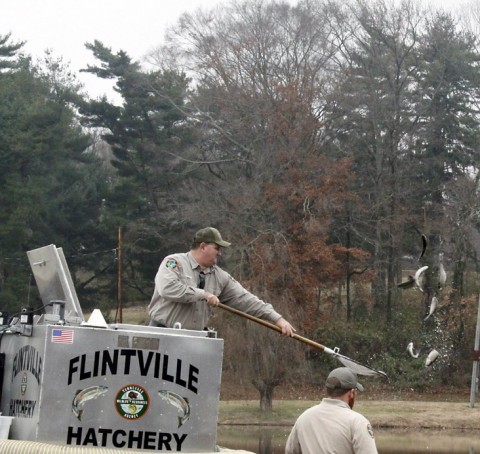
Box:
[218, 399, 480, 430]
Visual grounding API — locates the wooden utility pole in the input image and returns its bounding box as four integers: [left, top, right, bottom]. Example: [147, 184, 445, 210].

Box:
[117, 226, 123, 323]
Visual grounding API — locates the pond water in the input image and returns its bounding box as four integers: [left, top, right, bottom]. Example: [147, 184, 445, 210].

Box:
[217, 426, 480, 453]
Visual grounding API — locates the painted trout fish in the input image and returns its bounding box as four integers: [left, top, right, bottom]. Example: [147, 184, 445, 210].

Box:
[72, 385, 108, 420]
[158, 390, 190, 428]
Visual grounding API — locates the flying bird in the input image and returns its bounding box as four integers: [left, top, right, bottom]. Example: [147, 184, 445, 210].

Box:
[424, 296, 438, 321]
[407, 342, 420, 358]
[425, 349, 439, 367]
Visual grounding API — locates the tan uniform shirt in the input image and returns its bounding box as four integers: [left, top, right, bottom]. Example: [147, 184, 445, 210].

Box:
[285, 398, 378, 454]
[148, 252, 283, 330]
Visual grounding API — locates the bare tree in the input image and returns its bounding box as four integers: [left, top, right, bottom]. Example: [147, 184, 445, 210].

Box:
[147, 0, 365, 410]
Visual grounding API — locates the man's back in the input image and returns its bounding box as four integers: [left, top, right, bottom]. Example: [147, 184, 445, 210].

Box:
[285, 398, 377, 454]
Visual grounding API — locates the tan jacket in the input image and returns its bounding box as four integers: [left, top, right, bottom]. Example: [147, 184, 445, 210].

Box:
[285, 398, 378, 454]
[148, 252, 282, 330]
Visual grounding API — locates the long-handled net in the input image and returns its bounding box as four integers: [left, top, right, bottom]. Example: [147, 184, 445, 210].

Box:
[217, 302, 388, 379]
[322, 346, 387, 378]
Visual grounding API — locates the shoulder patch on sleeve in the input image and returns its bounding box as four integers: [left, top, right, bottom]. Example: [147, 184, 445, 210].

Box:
[366, 423, 374, 439]
[165, 258, 178, 269]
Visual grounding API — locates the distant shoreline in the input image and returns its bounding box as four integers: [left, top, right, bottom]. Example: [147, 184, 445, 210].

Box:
[218, 399, 480, 430]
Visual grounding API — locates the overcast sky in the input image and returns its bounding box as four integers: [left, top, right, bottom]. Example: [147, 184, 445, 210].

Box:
[0, 0, 228, 100]
[1, 0, 460, 101]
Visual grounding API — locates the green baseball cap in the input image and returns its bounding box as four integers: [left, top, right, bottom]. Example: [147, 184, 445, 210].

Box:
[194, 227, 231, 247]
[325, 367, 364, 392]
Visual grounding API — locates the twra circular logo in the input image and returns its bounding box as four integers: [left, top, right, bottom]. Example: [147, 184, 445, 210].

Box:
[115, 384, 149, 419]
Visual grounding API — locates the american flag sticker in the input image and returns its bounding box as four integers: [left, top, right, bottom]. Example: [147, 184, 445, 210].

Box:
[51, 329, 74, 344]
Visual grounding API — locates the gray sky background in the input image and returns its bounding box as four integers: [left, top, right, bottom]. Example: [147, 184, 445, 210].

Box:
[1, 0, 227, 99]
[1, 0, 459, 101]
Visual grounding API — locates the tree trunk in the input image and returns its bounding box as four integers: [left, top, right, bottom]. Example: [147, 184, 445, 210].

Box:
[346, 229, 352, 321]
[259, 383, 276, 412]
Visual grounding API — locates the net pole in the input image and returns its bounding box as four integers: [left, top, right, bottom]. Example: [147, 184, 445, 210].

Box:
[217, 303, 387, 379]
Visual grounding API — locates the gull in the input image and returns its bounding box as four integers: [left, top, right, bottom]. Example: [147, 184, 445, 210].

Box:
[425, 349, 439, 367]
[407, 342, 420, 358]
[424, 296, 438, 321]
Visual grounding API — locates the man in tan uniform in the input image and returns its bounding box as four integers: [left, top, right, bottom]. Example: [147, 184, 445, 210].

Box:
[148, 227, 295, 336]
[285, 367, 378, 454]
